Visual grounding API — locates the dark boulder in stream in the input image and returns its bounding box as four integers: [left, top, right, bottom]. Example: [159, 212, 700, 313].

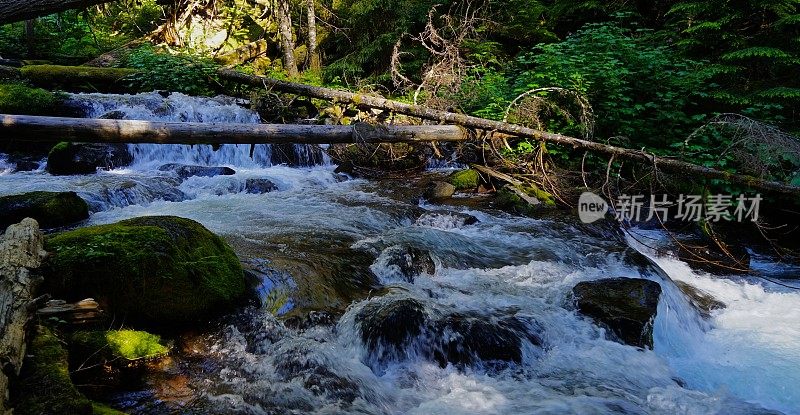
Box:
[46, 142, 133, 175]
[43, 216, 246, 326]
[357, 296, 541, 368]
[371, 245, 435, 283]
[0, 191, 88, 230]
[572, 278, 661, 349]
[245, 178, 278, 194]
[157, 163, 236, 179]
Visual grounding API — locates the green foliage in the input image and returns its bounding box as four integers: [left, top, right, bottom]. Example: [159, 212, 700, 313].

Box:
[0, 82, 63, 115]
[120, 45, 220, 96]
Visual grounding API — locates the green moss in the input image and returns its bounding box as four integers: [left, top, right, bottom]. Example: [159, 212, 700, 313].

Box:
[44, 216, 245, 325]
[0, 82, 64, 115]
[92, 402, 128, 415]
[20, 65, 137, 92]
[448, 169, 480, 190]
[495, 184, 556, 214]
[0, 191, 89, 230]
[72, 330, 168, 361]
[14, 326, 92, 415]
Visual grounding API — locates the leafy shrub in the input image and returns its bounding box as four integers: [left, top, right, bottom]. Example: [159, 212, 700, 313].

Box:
[120, 45, 220, 96]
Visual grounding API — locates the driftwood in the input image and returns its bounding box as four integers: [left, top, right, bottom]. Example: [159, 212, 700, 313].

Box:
[0, 218, 46, 413]
[0, 114, 468, 144]
[219, 69, 800, 197]
[37, 299, 103, 326]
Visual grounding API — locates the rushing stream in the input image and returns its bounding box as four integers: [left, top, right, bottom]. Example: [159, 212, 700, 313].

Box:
[1, 92, 798, 414]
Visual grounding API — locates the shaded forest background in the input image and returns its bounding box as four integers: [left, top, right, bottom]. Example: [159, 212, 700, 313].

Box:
[1, 0, 800, 187]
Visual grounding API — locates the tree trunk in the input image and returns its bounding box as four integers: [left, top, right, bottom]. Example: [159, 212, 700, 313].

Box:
[306, 0, 319, 70]
[0, 0, 115, 24]
[0, 114, 468, 144]
[0, 218, 46, 413]
[277, 0, 298, 77]
[218, 69, 800, 197]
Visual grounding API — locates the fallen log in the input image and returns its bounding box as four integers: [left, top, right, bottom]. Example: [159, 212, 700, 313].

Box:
[0, 0, 117, 24]
[219, 69, 800, 197]
[19, 64, 137, 92]
[0, 114, 468, 144]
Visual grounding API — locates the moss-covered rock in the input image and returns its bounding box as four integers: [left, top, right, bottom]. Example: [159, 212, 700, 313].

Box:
[71, 330, 169, 361]
[14, 325, 92, 415]
[20, 65, 137, 92]
[47, 142, 133, 175]
[448, 169, 480, 190]
[44, 216, 246, 326]
[0, 82, 64, 115]
[92, 402, 128, 415]
[495, 184, 556, 215]
[0, 191, 89, 230]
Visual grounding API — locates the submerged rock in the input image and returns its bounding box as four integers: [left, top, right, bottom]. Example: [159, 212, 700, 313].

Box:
[572, 278, 661, 349]
[0, 191, 88, 230]
[414, 211, 479, 229]
[13, 325, 92, 415]
[371, 245, 435, 283]
[157, 163, 236, 179]
[43, 215, 246, 326]
[47, 142, 133, 175]
[674, 281, 725, 319]
[245, 178, 278, 194]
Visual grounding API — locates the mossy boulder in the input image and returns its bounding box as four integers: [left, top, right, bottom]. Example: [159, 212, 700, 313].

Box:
[71, 330, 168, 361]
[14, 325, 92, 415]
[20, 65, 137, 92]
[44, 216, 246, 326]
[0, 191, 89, 230]
[495, 184, 556, 214]
[572, 278, 661, 349]
[91, 402, 128, 415]
[47, 142, 133, 175]
[448, 169, 480, 190]
[0, 82, 64, 115]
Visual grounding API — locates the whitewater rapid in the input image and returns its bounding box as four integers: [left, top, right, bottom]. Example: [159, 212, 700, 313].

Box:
[0, 92, 797, 414]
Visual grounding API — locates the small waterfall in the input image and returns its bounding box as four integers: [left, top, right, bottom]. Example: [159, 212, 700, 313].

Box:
[67, 91, 327, 168]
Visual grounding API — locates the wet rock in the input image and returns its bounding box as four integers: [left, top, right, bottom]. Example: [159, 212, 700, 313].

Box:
[371, 245, 435, 283]
[357, 297, 542, 368]
[271, 143, 324, 167]
[0, 191, 88, 230]
[431, 313, 541, 367]
[245, 178, 278, 194]
[46, 142, 133, 175]
[356, 298, 426, 361]
[572, 278, 661, 349]
[448, 169, 480, 190]
[415, 211, 479, 229]
[283, 310, 337, 332]
[274, 346, 360, 403]
[157, 163, 236, 179]
[43, 215, 246, 326]
[424, 181, 455, 200]
[674, 281, 725, 319]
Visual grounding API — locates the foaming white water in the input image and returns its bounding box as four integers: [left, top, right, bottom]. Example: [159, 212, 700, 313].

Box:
[67, 91, 326, 168]
[0, 155, 12, 175]
[628, 228, 800, 414]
